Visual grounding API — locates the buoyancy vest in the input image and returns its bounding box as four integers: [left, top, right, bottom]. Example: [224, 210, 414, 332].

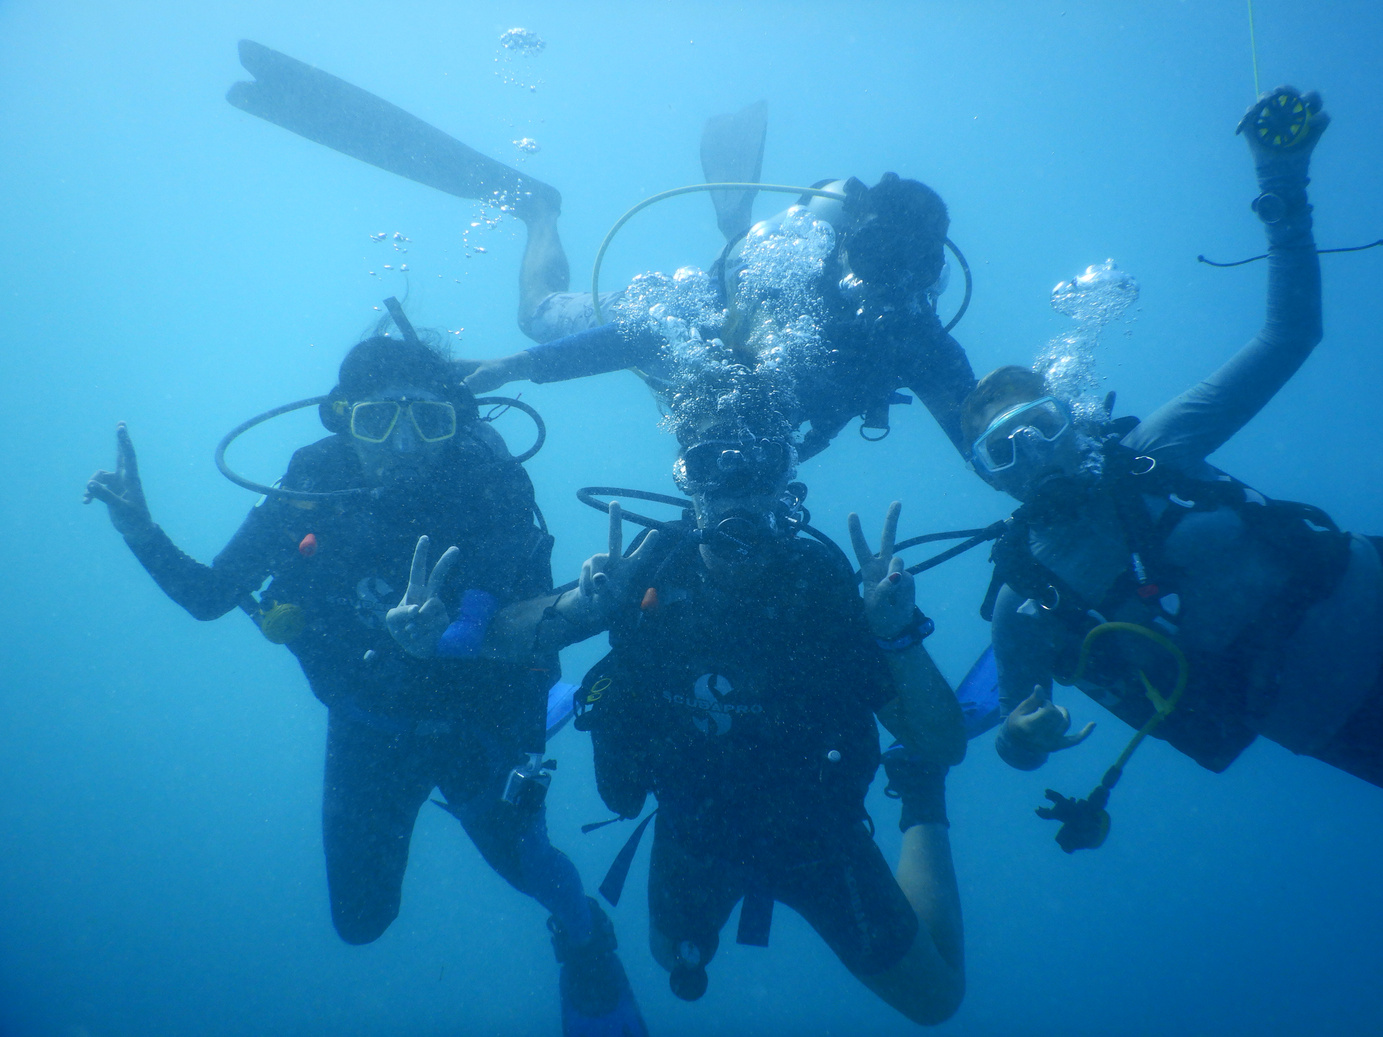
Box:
[573, 533, 889, 849]
[255, 434, 555, 721]
[983, 433, 1353, 772]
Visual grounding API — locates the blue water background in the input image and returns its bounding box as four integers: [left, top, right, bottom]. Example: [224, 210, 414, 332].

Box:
[3, 2, 1382, 1034]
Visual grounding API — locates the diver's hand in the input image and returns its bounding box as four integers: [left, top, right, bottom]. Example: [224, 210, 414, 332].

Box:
[849, 501, 915, 638]
[85, 423, 155, 539]
[1004, 684, 1095, 755]
[386, 535, 462, 659]
[1237, 86, 1329, 185]
[553, 503, 660, 633]
[464, 351, 534, 394]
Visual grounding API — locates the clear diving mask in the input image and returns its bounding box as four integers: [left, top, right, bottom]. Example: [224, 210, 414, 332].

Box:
[970, 396, 1072, 475]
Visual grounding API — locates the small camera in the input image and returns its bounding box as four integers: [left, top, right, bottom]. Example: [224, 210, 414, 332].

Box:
[502, 753, 556, 811]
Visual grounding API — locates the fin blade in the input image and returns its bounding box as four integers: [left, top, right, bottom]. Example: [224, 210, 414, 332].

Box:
[227, 40, 560, 214]
[700, 99, 767, 240]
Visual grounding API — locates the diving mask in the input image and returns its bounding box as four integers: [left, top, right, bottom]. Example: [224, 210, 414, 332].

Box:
[971, 396, 1072, 474]
[349, 399, 458, 444]
[676, 438, 794, 496]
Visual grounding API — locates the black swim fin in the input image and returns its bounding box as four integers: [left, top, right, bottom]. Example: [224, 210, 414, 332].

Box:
[227, 40, 561, 216]
[700, 99, 767, 241]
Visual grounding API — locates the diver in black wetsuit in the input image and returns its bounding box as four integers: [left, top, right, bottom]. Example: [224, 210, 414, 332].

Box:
[393, 423, 968, 1025]
[222, 45, 973, 461]
[85, 332, 647, 1036]
[468, 172, 978, 460]
[962, 89, 1383, 849]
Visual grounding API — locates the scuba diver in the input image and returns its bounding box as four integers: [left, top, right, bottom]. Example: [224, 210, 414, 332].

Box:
[388, 417, 968, 1025]
[963, 88, 1383, 850]
[84, 322, 648, 1036]
[467, 171, 978, 460]
[221, 42, 974, 462]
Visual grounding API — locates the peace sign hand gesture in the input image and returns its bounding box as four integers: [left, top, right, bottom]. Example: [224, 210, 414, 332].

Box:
[552, 503, 661, 635]
[849, 501, 915, 639]
[386, 535, 461, 659]
[85, 423, 154, 539]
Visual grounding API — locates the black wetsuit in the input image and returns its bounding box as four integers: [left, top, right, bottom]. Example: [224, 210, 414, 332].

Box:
[124, 428, 588, 943]
[580, 535, 919, 978]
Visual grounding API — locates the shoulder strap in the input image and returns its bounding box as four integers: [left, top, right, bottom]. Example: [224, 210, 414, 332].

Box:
[983, 513, 1089, 622]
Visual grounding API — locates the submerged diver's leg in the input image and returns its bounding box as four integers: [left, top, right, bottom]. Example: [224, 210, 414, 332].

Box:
[438, 732, 649, 1036]
[851, 756, 964, 1024]
[1308, 667, 1383, 787]
[860, 822, 966, 1024]
[439, 766, 591, 941]
[517, 195, 572, 341]
[518, 99, 768, 342]
[646, 817, 743, 1001]
[321, 708, 433, 945]
[771, 816, 961, 1026]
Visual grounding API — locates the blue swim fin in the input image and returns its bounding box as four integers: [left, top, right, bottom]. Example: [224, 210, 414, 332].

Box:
[958, 644, 1001, 739]
[551, 898, 649, 1037]
[546, 681, 578, 739]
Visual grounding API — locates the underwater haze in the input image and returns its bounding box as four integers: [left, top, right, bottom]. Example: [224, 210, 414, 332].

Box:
[4, 1, 1383, 1035]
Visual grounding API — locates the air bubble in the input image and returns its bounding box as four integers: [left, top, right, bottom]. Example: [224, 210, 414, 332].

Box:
[499, 28, 545, 53]
[1036, 259, 1141, 420]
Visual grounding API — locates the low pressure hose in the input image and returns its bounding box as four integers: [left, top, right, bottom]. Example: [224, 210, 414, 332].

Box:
[590, 182, 975, 332]
[590, 183, 847, 324]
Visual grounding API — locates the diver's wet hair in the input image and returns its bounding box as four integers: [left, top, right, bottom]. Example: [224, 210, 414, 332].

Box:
[849, 173, 950, 289]
[960, 366, 1049, 447]
[321, 334, 476, 434]
[336, 335, 456, 401]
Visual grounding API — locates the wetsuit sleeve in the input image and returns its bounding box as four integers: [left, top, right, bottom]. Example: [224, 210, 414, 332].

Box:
[906, 326, 978, 455]
[123, 501, 290, 621]
[525, 323, 664, 384]
[121, 442, 328, 621]
[1122, 188, 1321, 469]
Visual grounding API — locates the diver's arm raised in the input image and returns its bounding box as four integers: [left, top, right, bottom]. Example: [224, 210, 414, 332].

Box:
[85, 423, 273, 620]
[481, 504, 666, 659]
[850, 504, 965, 766]
[1127, 88, 1329, 469]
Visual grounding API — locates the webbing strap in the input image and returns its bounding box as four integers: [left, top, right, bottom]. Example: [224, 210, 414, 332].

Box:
[736, 887, 774, 947]
[597, 810, 657, 907]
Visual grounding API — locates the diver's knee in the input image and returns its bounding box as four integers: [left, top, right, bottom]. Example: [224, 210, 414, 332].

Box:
[915, 979, 965, 1026]
[331, 898, 398, 945]
[648, 925, 678, 973]
[888, 968, 965, 1026]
